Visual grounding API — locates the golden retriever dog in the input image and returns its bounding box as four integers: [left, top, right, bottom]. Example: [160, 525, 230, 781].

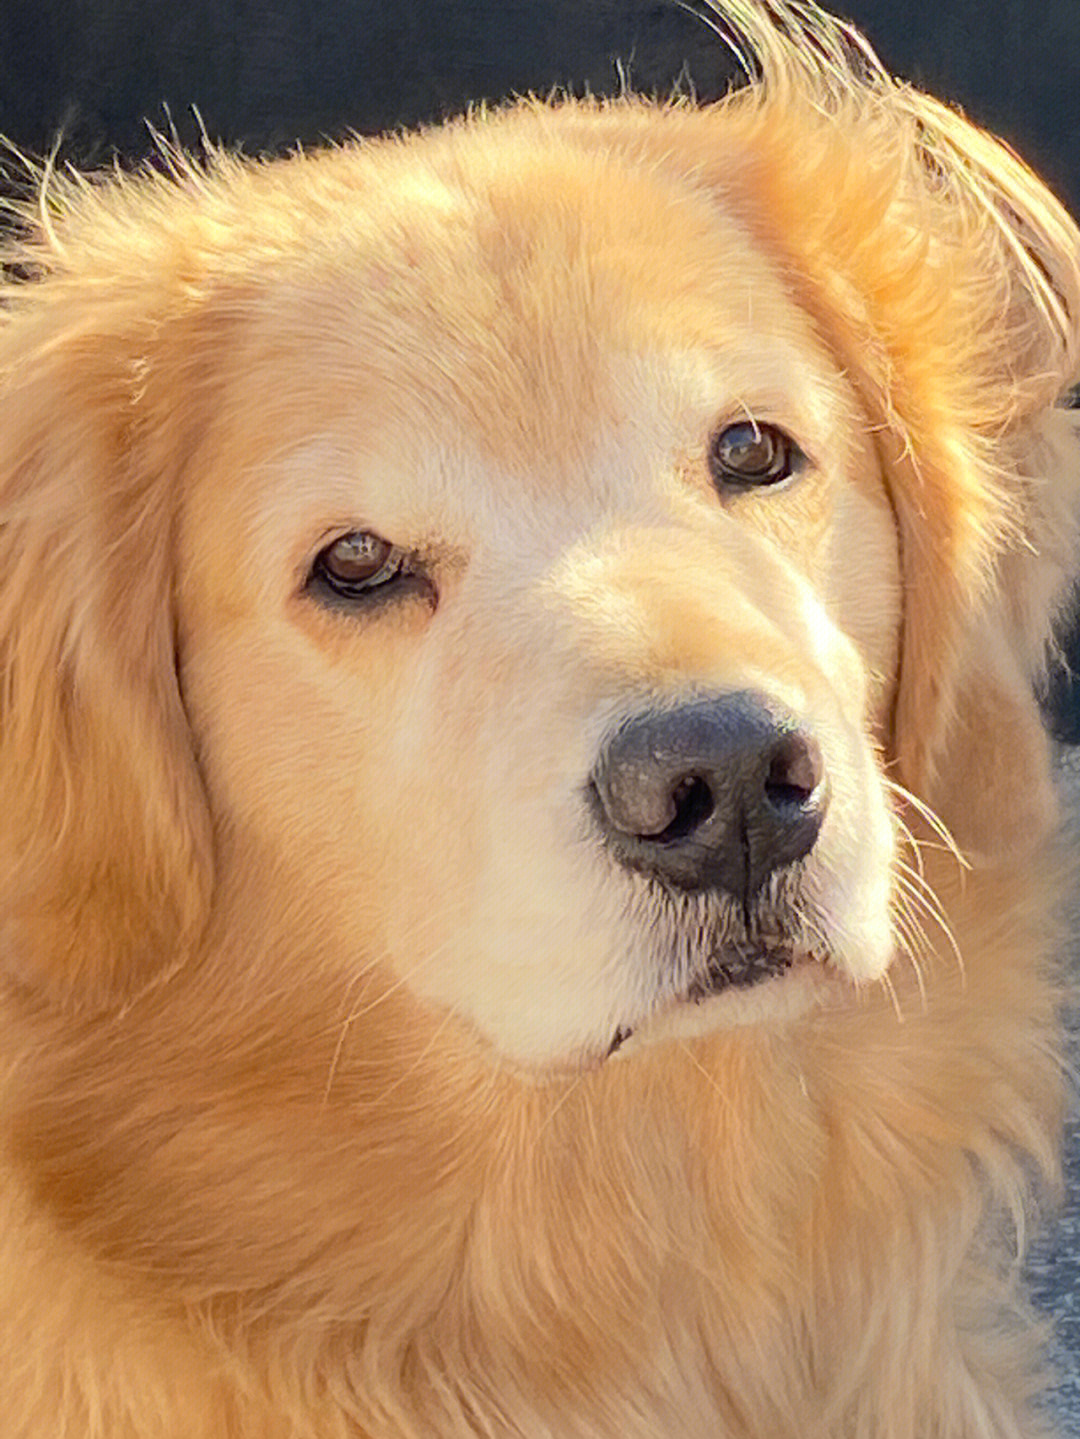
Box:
[2, 3, 1079, 1435]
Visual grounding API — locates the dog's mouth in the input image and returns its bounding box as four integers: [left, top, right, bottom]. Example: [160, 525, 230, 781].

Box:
[604, 932, 826, 1059]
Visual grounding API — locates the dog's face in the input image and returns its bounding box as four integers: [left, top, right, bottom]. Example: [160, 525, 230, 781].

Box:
[172, 133, 901, 1071]
[1, 45, 1077, 1090]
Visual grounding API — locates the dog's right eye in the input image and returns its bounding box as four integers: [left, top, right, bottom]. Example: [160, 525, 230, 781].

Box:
[708, 421, 803, 491]
[309, 531, 413, 601]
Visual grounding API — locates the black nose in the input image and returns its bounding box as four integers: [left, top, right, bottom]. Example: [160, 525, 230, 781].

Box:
[588, 693, 827, 899]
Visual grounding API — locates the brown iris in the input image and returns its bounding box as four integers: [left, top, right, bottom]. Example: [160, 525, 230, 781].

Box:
[313, 531, 408, 596]
[708, 421, 801, 489]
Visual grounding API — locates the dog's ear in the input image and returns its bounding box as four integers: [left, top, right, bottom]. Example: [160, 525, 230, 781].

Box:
[685, 5, 1080, 859]
[0, 218, 214, 1006]
[833, 99, 1080, 861]
[903, 405, 1080, 859]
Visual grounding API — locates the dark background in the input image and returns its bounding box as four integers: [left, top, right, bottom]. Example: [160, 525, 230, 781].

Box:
[2, 1, 1077, 212]
[2, 0, 1080, 734]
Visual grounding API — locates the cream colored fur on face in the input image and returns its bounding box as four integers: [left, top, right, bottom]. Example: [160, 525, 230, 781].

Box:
[2, 3, 1079, 1437]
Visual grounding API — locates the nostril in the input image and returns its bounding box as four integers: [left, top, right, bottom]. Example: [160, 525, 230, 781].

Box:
[763, 732, 824, 810]
[653, 775, 714, 844]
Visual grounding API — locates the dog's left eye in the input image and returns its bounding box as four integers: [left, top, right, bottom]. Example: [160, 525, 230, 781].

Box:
[708, 421, 803, 490]
[310, 531, 410, 598]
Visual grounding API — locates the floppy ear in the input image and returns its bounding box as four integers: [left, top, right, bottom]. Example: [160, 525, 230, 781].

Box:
[684, 3, 1080, 859]
[834, 98, 1080, 860]
[0, 245, 214, 1006]
[907, 404, 1080, 859]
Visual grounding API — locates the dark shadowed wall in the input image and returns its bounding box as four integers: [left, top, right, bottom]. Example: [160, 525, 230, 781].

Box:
[2, 1, 1077, 211]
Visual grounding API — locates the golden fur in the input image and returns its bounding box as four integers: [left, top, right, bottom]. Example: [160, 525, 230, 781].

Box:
[2, 4, 1079, 1435]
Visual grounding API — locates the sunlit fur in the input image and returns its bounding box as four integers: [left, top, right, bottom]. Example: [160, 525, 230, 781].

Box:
[2, 3, 1079, 1436]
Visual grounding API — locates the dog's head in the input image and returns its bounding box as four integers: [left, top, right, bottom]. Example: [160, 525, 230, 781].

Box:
[1, 6, 1078, 1075]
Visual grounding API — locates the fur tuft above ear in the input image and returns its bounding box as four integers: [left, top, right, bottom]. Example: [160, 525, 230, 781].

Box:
[0, 218, 214, 1006]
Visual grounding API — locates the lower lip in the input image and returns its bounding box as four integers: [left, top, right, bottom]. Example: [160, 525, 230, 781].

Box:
[606, 958, 832, 1060]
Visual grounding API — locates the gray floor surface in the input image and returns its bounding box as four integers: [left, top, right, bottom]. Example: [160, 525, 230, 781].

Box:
[1030, 748, 1080, 1434]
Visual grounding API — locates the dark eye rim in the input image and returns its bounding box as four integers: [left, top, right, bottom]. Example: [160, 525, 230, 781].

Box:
[707, 419, 806, 492]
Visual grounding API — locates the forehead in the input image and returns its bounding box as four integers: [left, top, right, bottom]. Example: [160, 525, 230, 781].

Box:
[194, 114, 853, 538]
